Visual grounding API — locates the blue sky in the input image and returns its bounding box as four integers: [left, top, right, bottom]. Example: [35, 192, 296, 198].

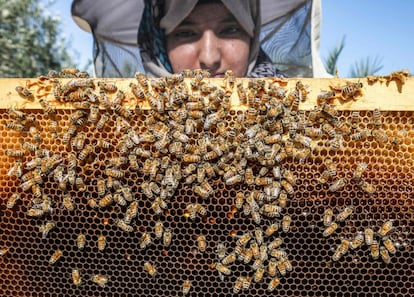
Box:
[49, 0, 413, 77]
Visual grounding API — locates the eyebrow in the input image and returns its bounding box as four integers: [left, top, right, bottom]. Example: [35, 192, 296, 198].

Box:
[178, 15, 238, 27]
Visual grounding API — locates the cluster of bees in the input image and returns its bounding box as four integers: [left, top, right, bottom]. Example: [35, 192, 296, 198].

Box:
[2, 68, 405, 294]
[322, 207, 396, 264]
[214, 220, 292, 293]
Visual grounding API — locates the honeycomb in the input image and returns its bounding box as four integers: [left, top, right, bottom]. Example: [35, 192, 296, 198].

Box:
[0, 70, 413, 296]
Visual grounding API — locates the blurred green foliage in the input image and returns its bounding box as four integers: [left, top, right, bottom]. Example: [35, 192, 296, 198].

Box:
[0, 0, 77, 77]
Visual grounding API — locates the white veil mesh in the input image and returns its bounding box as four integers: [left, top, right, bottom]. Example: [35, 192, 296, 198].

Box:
[71, 0, 329, 78]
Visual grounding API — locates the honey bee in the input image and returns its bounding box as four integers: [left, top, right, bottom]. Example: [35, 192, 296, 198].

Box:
[139, 232, 152, 249]
[62, 193, 75, 212]
[264, 258, 277, 278]
[283, 256, 292, 272]
[282, 215, 292, 232]
[267, 277, 280, 292]
[0, 247, 9, 257]
[265, 223, 280, 237]
[270, 248, 287, 260]
[49, 249, 63, 265]
[196, 234, 207, 252]
[377, 220, 393, 237]
[78, 144, 93, 161]
[236, 232, 252, 247]
[276, 259, 287, 276]
[72, 268, 82, 286]
[60, 68, 80, 76]
[382, 236, 396, 254]
[328, 178, 347, 192]
[22, 141, 38, 152]
[350, 128, 369, 141]
[329, 134, 344, 150]
[86, 104, 100, 124]
[7, 193, 21, 209]
[215, 242, 228, 261]
[371, 129, 388, 143]
[98, 235, 106, 251]
[39, 221, 55, 239]
[341, 82, 363, 99]
[323, 208, 334, 227]
[364, 228, 374, 246]
[105, 168, 124, 179]
[332, 239, 350, 261]
[182, 279, 192, 295]
[194, 203, 207, 217]
[15, 85, 34, 101]
[359, 181, 376, 195]
[233, 276, 244, 294]
[31, 184, 42, 199]
[370, 240, 380, 260]
[163, 228, 173, 247]
[320, 161, 334, 179]
[349, 110, 360, 129]
[240, 248, 254, 265]
[98, 81, 117, 93]
[317, 90, 336, 105]
[6, 149, 25, 158]
[267, 237, 283, 251]
[242, 276, 252, 291]
[96, 179, 106, 197]
[39, 98, 56, 115]
[6, 121, 24, 131]
[220, 252, 236, 266]
[66, 168, 76, 185]
[91, 274, 108, 288]
[372, 108, 382, 127]
[143, 261, 157, 277]
[280, 179, 294, 195]
[96, 112, 110, 130]
[130, 82, 146, 102]
[353, 162, 368, 180]
[323, 222, 338, 237]
[251, 210, 262, 225]
[87, 198, 99, 209]
[380, 246, 391, 264]
[322, 122, 336, 138]
[215, 262, 231, 276]
[154, 221, 164, 240]
[336, 206, 353, 222]
[77, 233, 86, 250]
[260, 204, 281, 218]
[116, 219, 134, 232]
[27, 208, 45, 217]
[75, 177, 86, 192]
[193, 181, 214, 199]
[350, 231, 364, 250]
[128, 154, 139, 171]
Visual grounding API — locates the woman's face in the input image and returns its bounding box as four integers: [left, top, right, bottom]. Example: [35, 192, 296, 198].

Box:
[166, 3, 251, 77]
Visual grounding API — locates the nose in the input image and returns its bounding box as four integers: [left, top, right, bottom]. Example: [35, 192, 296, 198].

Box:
[198, 31, 221, 74]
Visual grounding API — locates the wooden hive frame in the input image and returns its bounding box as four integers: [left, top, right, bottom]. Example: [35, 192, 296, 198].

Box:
[0, 71, 413, 296]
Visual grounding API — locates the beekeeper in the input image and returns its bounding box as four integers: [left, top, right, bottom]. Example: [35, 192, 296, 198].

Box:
[72, 0, 329, 78]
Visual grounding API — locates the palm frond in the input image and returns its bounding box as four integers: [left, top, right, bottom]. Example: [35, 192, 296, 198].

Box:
[349, 55, 383, 77]
[324, 36, 346, 76]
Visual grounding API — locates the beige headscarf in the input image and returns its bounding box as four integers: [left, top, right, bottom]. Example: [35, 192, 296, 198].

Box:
[141, 0, 261, 77]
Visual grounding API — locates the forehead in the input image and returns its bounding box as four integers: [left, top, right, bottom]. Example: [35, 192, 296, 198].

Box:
[179, 3, 238, 26]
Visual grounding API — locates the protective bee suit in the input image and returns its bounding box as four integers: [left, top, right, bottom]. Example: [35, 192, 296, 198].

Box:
[71, 0, 330, 78]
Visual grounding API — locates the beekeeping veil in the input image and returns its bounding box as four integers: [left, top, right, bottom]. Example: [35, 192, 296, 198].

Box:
[71, 0, 329, 78]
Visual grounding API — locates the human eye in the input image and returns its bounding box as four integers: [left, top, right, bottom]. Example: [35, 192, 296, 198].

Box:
[173, 28, 197, 39]
[220, 25, 244, 37]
